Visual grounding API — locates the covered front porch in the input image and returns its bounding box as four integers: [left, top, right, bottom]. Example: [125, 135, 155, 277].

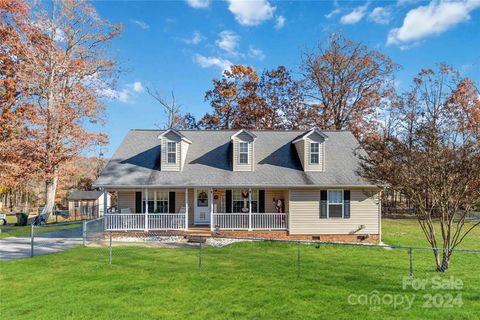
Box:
[104, 188, 289, 232]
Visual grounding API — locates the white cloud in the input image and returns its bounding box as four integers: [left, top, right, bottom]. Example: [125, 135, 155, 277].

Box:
[340, 4, 369, 24]
[274, 15, 285, 29]
[184, 31, 205, 45]
[369, 7, 392, 24]
[248, 45, 265, 60]
[130, 19, 149, 30]
[396, 0, 422, 6]
[185, 0, 210, 9]
[194, 54, 233, 72]
[216, 30, 241, 56]
[132, 81, 144, 93]
[102, 87, 131, 103]
[101, 81, 144, 103]
[227, 0, 276, 26]
[325, 8, 341, 19]
[387, 0, 480, 46]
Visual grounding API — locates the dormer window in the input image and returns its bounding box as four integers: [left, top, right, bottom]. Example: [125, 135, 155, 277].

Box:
[292, 128, 328, 172]
[167, 142, 177, 163]
[239, 142, 249, 164]
[231, 129, 256, 171]
[310, 142, 319, 164]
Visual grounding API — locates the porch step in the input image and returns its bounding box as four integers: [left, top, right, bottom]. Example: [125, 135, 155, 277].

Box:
[187, 235, 207, 243]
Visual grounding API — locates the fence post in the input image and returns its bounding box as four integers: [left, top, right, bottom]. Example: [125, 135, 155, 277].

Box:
[109, 232, 113, 265]
[82, 220, 87, 246]
[30, 224, 34, 258]
[409, 247, 413, 284]
[297, 242, 301, 278]
[198, 238, 202, 272]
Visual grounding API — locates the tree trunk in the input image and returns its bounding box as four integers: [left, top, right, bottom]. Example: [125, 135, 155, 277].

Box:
[44, 168, 58, 217]
[434, 250, 450, 272]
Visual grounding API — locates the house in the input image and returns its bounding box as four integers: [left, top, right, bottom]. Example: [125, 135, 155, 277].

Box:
[67, 191, 111, 219]
[94, 128, 381, 243]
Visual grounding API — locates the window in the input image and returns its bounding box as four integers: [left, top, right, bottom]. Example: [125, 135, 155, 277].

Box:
[310, 142, 319, 164]
[73, 201, 79, 208]
[239, 142, 249, 164]
[167, 142, 177, 164]
[328, 190, 343, 218]
[232, 189, 258, 213]
[142, 191, 168, 213]
[197, 191, 208, 207]
[155, 191, 169, 213]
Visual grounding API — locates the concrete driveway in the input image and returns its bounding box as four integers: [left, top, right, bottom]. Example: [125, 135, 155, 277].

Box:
[0, 227, 83, 260]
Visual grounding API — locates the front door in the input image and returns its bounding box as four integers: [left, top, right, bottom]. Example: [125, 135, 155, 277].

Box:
[194, 189, 210, 225]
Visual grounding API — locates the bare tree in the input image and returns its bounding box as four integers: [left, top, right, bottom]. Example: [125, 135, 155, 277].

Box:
[359, 65, 480, 272]
[146, 88, 182, 129]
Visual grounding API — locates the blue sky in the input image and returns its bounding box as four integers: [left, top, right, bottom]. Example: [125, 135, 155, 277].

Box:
[91, 0, 480, 157]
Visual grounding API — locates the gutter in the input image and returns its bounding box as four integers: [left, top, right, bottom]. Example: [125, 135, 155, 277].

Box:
[93, 184, 381, 189]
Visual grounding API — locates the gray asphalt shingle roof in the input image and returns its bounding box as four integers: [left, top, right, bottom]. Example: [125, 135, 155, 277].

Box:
[67, 191, 104, 200]
[95, 129, 375, 188]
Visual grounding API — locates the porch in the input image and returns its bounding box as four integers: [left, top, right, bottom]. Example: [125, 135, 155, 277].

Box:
[104, 188, 289, 232]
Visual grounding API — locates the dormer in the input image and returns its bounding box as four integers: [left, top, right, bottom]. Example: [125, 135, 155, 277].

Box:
[231, 129, 256, 172]
[158, 129, 192, 171]
[292, 128, 328, 172]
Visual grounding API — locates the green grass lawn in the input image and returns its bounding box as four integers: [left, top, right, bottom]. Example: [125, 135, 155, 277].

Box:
[0, 219, 479, 319]
[0, 221, 81, 239]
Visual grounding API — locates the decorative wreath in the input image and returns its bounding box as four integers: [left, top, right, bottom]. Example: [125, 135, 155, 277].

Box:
[242, 190, 249, 199]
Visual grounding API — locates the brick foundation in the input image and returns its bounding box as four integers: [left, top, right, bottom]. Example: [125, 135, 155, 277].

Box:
[218, 231, 379, 243]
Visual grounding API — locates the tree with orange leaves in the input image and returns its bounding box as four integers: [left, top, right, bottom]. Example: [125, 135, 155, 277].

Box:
[302, 33, 398, 140]
[0, 0, 36, 192]
[201, 65, 305, 130]
[1, 0, 122, 216]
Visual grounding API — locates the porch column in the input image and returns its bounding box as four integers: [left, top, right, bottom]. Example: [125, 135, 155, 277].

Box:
[185, 188, 189, 231]
[102, 189, 108, 216]
[210, 188, 214, 231]
[248, 188, 252, 231]
[144, 188, 149, 232]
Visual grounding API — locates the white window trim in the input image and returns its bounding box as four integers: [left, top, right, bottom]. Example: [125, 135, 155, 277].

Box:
[144, 190, 169, 213]
[310, 142, 320, 165]
[167, 142, 177, 164]
[239, 141, 249, 164]
[327, 189, 344, 219]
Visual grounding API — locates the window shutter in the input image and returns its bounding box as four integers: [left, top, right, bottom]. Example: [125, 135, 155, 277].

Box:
[135, 192, 143, 213]
[169, 192, 175, 213]
[226, 190, 232, 213]
[259, 190, 265, 213]
[344, 190, 350, 219]
[320, 190, 327, 219]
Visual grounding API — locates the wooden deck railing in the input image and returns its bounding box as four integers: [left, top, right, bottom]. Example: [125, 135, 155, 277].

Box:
[213, 213, 288, 230]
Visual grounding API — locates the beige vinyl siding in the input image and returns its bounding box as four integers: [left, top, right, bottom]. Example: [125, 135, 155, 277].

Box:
[289, 189, 379, 235]
[232, 132, 254, 171]
[264, 189, 289, 213]
[180, 140, 189, 170]
[117, 191, 136, 212]
[174, 191, 186, 213]
[294, 140, 305, 168]
[160, 131, 181, 171]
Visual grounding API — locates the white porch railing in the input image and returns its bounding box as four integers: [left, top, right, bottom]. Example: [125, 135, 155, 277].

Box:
[213, 213, 288, 230]
[106, 213, 186, 231]
[251, 213, 288, 230]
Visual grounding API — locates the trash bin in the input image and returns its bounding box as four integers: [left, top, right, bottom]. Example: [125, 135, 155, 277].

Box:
[15, 212, 28, 226]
